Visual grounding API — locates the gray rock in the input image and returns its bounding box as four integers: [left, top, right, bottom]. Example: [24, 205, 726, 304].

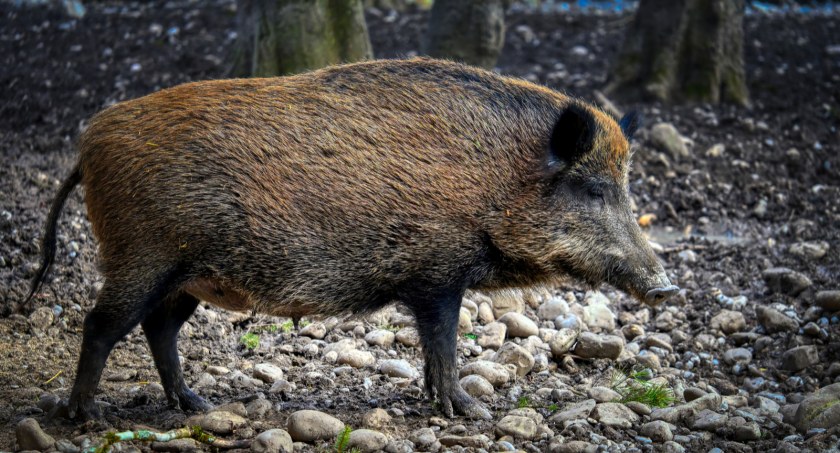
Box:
[493, 342, 534, 378]
[723, 348, 753, 365]
[459, 360, 510, 387]
[438, 434, 491, 449]
[379, 359, 418, 379]
[782, 345, 819, 372]
[337, 350, 375, 368]
[789, 241, 829, 260]
[458, 307, 473, 334]
[549, 328, 579, 358]
[549, 439, 597, 453]
[683, 387, 707, 402]
[495, 415, 537, 440]
[246, 398, 273, 419]
[640, 420, 673, 442]
[549, 399, 596, 425]
[588, 386, 621, 403]
[816, 291, 840, 312]
[384, 439, 415, 453]
[251, 429, 293, 453]
[650, 123, 689, 159]
[625, 401, 652, 416]
[409, 428, 437, 450]
[460, 374, 495, 398]
[362, 408, 391, 429]
[756, 306, 799, 333]
[365, 329, 395, 347]
[591, 402, 639, 428]
[347, 429, 388, 452]
[478, 322, 507, 349]
[538, 297, 569, 321]
[253, 363, 284, 384]
[710, 310, 746, 334]
[498, 312, 539, 338]
[395, 327, 420, 347]
[691, 409, 728, 431]
[299, 322, 327, 339]
[573, 332, 623, 360]
[28, 306, 55, 332]
[733, 422, 761, 441]
[651, 393, 722, 424]
[16, 418, 54, 451]
[287, 410, 345, 442]
[792, 382, 840, 433]
[189, 411, 247, 435]
[763, 267, 812, 296]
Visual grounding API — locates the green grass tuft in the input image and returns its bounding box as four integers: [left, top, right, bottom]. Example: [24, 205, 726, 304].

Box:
[239, 332, 260, 350]
[609, 368, 675, 408]
[463, 333, 477, 340]
[517, 396, 531, 408]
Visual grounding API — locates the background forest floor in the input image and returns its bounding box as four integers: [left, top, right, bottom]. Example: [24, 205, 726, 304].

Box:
[1, 1, 839, 452]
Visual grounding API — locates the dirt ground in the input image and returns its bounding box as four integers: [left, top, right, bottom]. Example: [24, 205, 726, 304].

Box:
[1, 1, 839, 452]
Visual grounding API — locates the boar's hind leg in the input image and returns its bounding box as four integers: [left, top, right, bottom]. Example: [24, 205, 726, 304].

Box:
[141, 293, 211, 412]
[406, 288, 492, 420]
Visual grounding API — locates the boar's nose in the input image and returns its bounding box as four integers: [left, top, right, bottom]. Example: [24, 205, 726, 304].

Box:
[644, 285, 680, 306]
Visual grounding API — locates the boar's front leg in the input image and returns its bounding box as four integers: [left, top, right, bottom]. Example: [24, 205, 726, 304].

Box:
[404, 287, 492, 420]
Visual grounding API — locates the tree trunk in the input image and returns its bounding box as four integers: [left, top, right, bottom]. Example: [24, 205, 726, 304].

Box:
[425, 0, 505, 69]
[232, 0, 373, 77]
[604, 0, 749, 106]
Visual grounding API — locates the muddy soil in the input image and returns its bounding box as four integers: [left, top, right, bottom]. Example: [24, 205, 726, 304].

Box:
[1, 1, 838, 452]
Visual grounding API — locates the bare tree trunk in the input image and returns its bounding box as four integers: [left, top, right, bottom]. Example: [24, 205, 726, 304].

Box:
[604, 0, 749, 106]
[232, 0, 373, 77]
[425, 0, 505, 69]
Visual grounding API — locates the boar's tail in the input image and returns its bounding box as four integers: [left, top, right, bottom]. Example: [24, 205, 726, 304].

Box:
[17, 164, 82, 314]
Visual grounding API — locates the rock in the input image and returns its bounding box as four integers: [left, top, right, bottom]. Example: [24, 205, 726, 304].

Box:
[191, 411, 247, 435]
[782, 345, 819, 372]
[458, 307, 473, 334]
[645, 334, 673, 353]
[789, 241, 829, 260]
[459, 360, 510, 387]
[460, 374, 495, 398]
[287, 410, 345, 442]
[654, 311, 679, 332]
[299, 322, 327, 339]
[252, 429, 293, 453]
[756, 306, 799, 333]
[710, 310, 747, 334]
[538, 297, 569, 321]
[477, 301, 495, 324]
[763, 267, 812, 296]
[498, 312, 539, 338]
[650, 123, 689, 159]
[347, 429, 388, 452]
[337, 350, 375, 368]
[625, 401, 652, 416]
[733, 422, 761, 441]
[723, 348, 753, 365]
[28, 306, 55, 331]
[792, 382, 840, 433]
[572, 332, 623, 360]
[549, 328, 579, 358]
[640, 420, 673, 442]
[581, 292, 615, 331]
[493, 343, 534, 378]
[409, 428, 437, 450]
[549, 399, 596, 424]
[549, 439, 596, 453]
[683, 387, 706, 402]
[495, 415, 537, 440]
[651, 393, 722, 424]
[379, 359, 418, 379]
[16, 418, 54, 451]
[269, 379, 295, 394]
[365, 329, 395, 347]
[478, 322, 507, 349]
[206, 365, 230, 375]
[591, 402, 639, 428]
[395, 327, 420, 347]
[246, 399, 273, 419]
[362, 408, 391, 429]
[622, 324, 645, 340]
[491, 292, 524, 318]
[253, 363, 284, 384]
[691, 409, 728, 431]
[816, 291, 840, 312]
[588, 386, 621, 403]
[438, 435, 491, 449]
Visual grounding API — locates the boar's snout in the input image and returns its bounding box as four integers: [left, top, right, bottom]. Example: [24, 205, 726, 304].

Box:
[644, 284, 680, 306]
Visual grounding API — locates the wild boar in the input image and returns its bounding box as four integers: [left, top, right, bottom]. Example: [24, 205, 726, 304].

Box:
[24, 57, 677, 420]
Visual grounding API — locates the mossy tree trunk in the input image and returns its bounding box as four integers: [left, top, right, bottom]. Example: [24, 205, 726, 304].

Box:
[604, 0, 749, 106]
[232, 0, 373, 77]
[424, 0, 505, 69]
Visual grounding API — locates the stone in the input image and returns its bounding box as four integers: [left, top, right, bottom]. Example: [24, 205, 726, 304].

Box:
[733, 422, 761, 441]
[816, 291, 840, 312]
[478, 322, 507, 349]
[458, 307, 473, 334]
[498, 312, 539, 338]
[16, 418, 54, 451]
[269, 379, 295, 394]
[650, 123, 689, 159]
[763, 267, 812, 296]
[792, 382, 840, 433]
[651, 393, 722, 424]
[409, 428, 437, 450]
[438, 435, 491, 449]
[683, 387, 706, 402]
[640, 420, 673, 442]
[538, 297, 569, 321]
[723, 348, 753, 365]
[347, 429, 388, 452]
[460, 374, 495, 398]
[782, 345, 819, 372]
[395, 327, 420, 347]
[191, 411, 247, 435]
[379, 359, 419, 379]
[691, 409, 728, 431]
[251, 429, 293, 453]
[459, 360, 510, 387]
[622, 324, 645, 340]
[246, 399, 273, 419]
[287, 410, 345, 442]
[28, 306, 54, 331]
[588, 386, 621, 403]
[591, 402, 639, 428]
[337, 350, 375, 368]
[365, 329, 395, 347]
[710, 310, 747, 334]
[549, 439, 596, 453]
[493, 342, 534, 378]
[362, 408, 391, 429]
[625, 401, 651, 416]
[572, 332, 623, 360]
[756, 306, 799, 333]
[549, 399, 596, 425]
[495, 415, 537, 440]
[478, 302, 495, 324]
[299, 322, 327, 339]
[789, 241, 829, 260]
[253, 363, 284, 384]
[549, 328, 579, 358]
[582, 301, 616, 332]
[491, 292, 524, 318]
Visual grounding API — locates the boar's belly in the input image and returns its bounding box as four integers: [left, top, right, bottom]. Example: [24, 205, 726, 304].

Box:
[183, 278, 317, 317]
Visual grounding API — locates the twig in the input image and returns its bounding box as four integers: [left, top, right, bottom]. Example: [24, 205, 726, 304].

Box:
[83, 426, 250, 453]
[44, 370, 63, 385]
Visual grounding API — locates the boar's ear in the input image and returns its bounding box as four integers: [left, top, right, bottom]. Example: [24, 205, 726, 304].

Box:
[619, 110, 641, 140]
[548, 104, 597, 169]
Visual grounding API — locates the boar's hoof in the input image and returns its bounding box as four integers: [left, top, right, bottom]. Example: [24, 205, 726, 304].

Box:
[442, 389, 492, 420]
[644, 285, 680, 306]
[171, 389, 213, 413]
[48, 397, 102, 421]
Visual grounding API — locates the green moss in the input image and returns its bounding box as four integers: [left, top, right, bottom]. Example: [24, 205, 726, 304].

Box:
[806, 399, 839, 422]
[239, 332, 260, 350]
